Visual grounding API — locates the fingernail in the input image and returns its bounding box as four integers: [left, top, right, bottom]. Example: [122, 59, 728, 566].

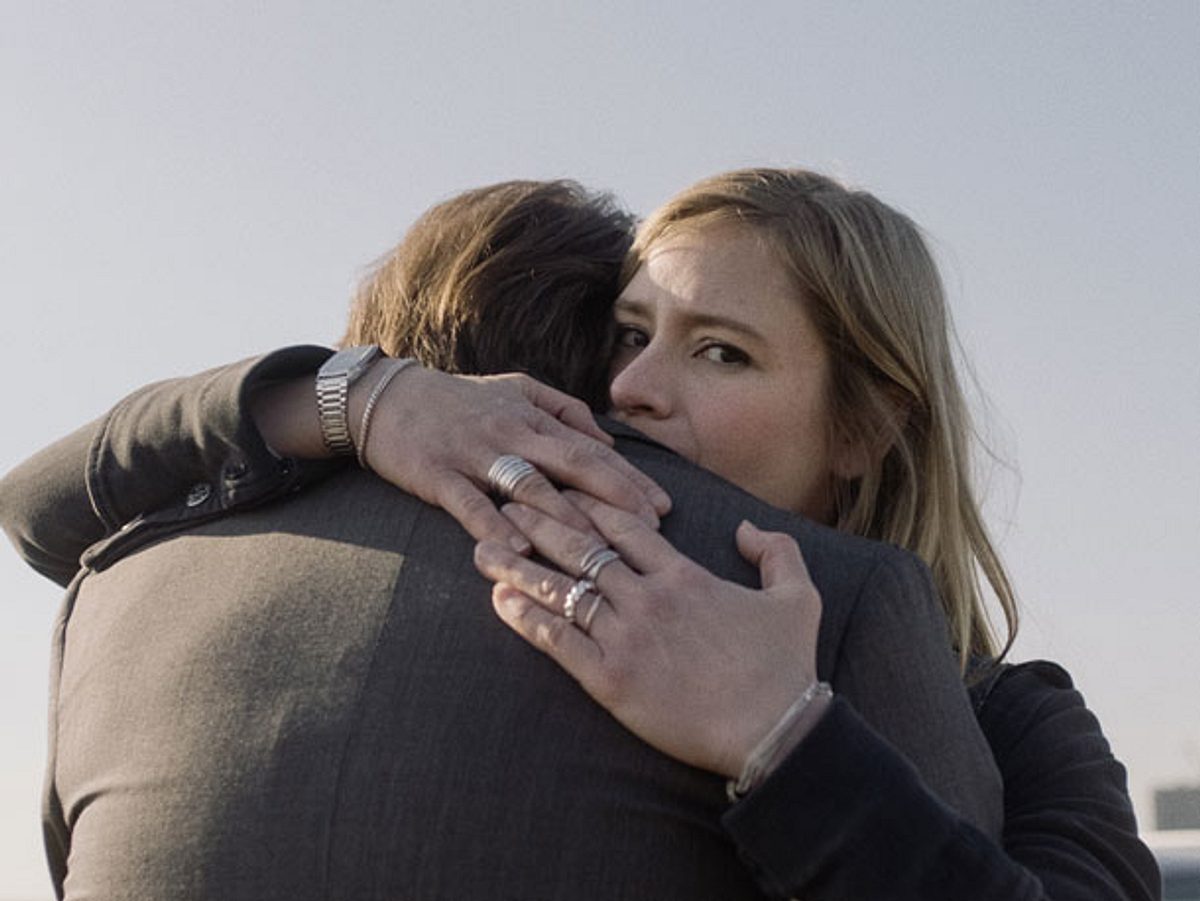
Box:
[651, 488, 672, 513]
[495, 587, 528, 615]
[509, 534, 532, 554]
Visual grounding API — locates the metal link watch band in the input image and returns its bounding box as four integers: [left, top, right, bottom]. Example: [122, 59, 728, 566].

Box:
[316, 376, 354, 455]
[315, 345, 382, 456]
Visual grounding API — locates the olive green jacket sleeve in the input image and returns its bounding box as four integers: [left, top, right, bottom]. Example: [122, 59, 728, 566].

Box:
[0, 346, 334, 587]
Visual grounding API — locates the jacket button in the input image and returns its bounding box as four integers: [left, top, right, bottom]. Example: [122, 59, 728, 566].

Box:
[185, 483, 212, 507]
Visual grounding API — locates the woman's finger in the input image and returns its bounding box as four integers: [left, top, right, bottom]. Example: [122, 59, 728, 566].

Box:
[496, 426, 665, 527]
[474, 540, 590, 617]
[497, 503, 646, 598]
[430, 474, 535, 554]
[513, 376, 613, 446]
[558, 491, 682, 575]
[735, 520, 813, 592]
[736, 521, 822, 662]
[491, 584, 605, 682]
[475, 373, 670, 522]
[531, 413, 672, 517]
[482, 458, 603, 542]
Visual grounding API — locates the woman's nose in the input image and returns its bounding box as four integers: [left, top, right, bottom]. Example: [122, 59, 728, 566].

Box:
[608, 346, 673, 419]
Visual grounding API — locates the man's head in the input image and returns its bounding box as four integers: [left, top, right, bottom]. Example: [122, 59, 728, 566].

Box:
[341, 179, 634, 410]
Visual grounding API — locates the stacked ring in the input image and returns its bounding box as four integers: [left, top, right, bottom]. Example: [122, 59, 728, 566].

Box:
[577, 592, 604, 634]
[578, 546, 621, 582]
[487, 455, 539, 500]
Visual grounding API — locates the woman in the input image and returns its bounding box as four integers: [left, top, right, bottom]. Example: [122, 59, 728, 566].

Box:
[470, 169, 1160, 898]
[0, 171, 1158, 899]
[480, 168, 1012, 765]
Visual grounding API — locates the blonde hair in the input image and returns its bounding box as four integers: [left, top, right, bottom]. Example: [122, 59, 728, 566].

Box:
[632, 168, 1016, 664]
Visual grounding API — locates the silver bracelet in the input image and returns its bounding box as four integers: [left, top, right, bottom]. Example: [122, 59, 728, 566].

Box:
[727, 680, 833, 803]
[356, 357, 418, 471]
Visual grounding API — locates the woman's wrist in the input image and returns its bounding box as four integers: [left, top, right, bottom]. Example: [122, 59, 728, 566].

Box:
[248, 357, 420, 462]
[727, 681, 834, 802]
[249, 374, 327, 459]
[352, 358, 419, 470]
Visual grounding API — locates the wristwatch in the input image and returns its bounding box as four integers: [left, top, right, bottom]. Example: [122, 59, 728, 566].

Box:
[315, 345, 382, 455]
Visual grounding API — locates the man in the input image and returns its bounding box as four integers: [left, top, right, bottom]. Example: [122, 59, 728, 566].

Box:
[2, 181, 999, 899]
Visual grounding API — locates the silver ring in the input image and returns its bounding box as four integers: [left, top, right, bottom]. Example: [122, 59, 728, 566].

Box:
[578, 546, 621, 582]
[563, 578, 596, 623]
[578, 592, 604, 634]
[487, 454, 539, 500]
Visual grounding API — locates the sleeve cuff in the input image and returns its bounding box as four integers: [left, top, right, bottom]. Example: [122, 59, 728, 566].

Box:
[87, 346, 335, 527]
[722, 697, 966, 898]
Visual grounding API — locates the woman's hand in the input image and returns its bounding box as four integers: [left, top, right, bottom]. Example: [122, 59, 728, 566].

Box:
[253, 360, 671, 553]
[473, 492, 823, 779]
[361, 366, 670, 550]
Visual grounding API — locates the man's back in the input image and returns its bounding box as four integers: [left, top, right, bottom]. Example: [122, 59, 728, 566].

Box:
[48, 439, 998, 899]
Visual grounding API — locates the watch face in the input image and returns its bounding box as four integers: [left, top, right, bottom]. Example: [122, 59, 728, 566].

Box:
[319, 345, 381, 379]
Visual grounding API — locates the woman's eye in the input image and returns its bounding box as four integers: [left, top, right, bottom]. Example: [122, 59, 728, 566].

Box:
[616, 326, 649, 349]
[698, 343, 749, 366]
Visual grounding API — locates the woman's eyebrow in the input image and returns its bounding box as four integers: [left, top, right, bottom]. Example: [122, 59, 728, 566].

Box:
[614, 297, 650, 319]
[681, 311, 764, 342]
[614, 297, 764, 341]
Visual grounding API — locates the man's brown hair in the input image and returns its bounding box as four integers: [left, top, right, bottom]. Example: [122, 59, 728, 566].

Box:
[342, 180, 634, 410]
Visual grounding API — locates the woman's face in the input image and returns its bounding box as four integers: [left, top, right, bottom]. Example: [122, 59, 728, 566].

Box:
[609, 224, 854, 524]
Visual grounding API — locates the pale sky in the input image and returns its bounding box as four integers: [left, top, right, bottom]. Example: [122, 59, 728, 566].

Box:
[2, 3, 1198, 897]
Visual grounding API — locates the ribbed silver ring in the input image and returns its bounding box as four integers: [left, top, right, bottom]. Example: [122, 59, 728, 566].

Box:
[487, 454, 539, 500]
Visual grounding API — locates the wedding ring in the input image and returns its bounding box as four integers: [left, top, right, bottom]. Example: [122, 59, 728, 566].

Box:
[563, 578, 596, 624]
[487, 455, 539, 500]
[578, 546, 620, 582]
